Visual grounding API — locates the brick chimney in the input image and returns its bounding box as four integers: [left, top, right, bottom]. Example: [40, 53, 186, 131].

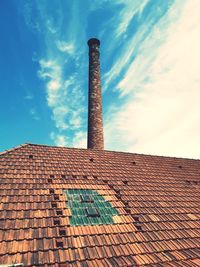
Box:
[87, 38, 104, 150]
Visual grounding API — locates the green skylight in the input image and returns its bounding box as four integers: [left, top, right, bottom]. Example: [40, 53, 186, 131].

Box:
[63, 189, 118, 226]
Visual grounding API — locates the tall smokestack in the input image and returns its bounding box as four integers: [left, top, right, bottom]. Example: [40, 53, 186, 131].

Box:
[87, 38, 104, 150]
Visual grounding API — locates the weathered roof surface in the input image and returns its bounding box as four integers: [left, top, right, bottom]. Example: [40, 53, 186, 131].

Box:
[0, 143, 200, 266]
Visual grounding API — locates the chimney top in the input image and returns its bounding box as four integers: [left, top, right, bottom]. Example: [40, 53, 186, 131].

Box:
[87, 38, 100, 46]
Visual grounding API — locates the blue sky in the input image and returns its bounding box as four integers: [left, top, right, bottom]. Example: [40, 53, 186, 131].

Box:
[0, 0, 200, 158]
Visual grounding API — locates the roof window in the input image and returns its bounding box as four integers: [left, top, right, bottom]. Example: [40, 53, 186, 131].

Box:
[63, 189, 119, 226]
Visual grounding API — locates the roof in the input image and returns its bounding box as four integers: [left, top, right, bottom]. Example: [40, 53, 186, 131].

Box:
[0, 143, 200, 266]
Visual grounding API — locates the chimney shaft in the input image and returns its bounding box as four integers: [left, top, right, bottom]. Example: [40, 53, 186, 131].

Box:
[87, 38, 104, 150]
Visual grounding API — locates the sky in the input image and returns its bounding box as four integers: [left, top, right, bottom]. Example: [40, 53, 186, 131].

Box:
[0, 0, 200, 159]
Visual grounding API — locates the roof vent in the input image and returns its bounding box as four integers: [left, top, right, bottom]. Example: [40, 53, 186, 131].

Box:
[54, 195, 59, 201]
[125, 207, 131, 213]
[51, 202, 57, 208]
[54, 219, 60, 226]
[56, 210, 63, 216]
[135, 224, 142, 231]
[59, 229, 66, 236]
[132, 215, 140, 222]
[56, 240, 64, 248]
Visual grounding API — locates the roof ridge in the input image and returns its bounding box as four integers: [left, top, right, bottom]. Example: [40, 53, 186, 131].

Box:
[19, 143, 200, 161]
[0, 143, 29, 157]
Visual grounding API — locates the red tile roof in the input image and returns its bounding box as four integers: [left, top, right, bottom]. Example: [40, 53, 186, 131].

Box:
[0, 143, 200, 266]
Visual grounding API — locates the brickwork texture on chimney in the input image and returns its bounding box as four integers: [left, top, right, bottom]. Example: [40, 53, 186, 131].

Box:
[87, 38, 104, 150]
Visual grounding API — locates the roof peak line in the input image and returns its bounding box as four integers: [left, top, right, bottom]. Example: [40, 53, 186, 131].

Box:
[1, 142, 200, 162]
[0, 143, 29, 157]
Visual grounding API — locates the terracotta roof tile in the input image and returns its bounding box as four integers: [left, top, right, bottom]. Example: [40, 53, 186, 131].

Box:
[0, 143, 200, 265]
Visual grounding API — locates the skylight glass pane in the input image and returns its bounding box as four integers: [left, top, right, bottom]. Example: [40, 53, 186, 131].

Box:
[64, 189, 119, 226]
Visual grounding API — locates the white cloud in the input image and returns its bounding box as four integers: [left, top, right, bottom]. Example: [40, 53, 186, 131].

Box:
[72, 131, 87, 148]
[52, 106, 69, 130]
[69, 110, 82, 129]
[50, 132, 69, 147]
[48, 80, 61, 91]
[56, 41, 75, 54]
[50, 130, 86, 149]
[105, 0, 200, 159]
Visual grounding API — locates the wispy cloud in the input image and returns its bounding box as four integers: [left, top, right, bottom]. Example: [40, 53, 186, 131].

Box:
[38, 59, 85, 132]
[103, 0, 174, 91]
[114, 0, 150, 37]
